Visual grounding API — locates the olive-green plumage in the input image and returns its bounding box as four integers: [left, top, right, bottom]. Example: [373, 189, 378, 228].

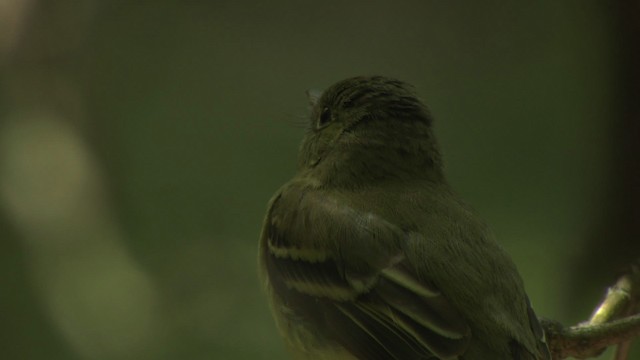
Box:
[259, 76, 550, 359]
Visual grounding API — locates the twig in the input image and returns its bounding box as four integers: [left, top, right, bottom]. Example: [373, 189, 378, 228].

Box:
[542, 313, 640, 359]
[542, 262, 640, 359]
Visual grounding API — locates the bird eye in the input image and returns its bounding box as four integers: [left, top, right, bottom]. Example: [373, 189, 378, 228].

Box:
[317, 107, 332, 128]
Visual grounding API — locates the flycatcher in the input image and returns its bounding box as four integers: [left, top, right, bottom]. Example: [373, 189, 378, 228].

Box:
[259, 76, 550, 360]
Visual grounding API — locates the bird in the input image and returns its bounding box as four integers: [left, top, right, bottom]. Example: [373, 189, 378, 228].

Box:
[258, 75, 551, 359]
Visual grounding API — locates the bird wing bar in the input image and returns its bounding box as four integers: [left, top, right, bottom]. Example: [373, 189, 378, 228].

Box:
[263, 187, 470, 359]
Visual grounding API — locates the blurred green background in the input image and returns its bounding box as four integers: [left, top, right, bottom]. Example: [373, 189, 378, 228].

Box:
[2, 1, 638, 359]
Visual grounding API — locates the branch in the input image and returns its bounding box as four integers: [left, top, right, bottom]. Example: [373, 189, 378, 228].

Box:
[542, 262, 640, 359]
[543, 314, 640, 359]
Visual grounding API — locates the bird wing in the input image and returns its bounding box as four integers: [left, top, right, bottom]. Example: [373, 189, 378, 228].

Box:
[516, 296, 551, 360]
[261, 184, 471, 359]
